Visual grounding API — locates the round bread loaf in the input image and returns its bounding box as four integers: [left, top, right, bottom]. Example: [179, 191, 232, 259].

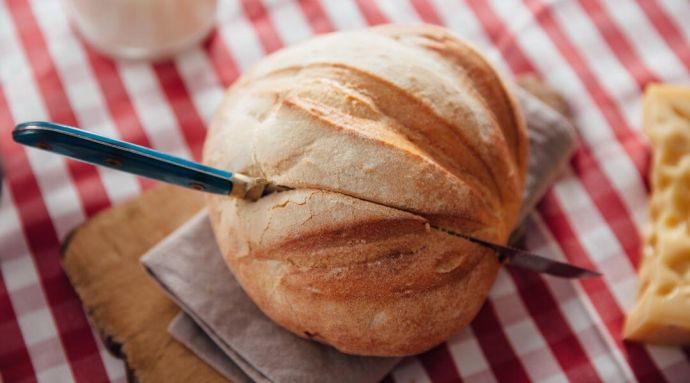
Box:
[203, 24, 527, 356]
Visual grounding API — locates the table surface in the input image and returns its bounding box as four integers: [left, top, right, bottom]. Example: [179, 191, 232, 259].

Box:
[1, 0, 690, 382]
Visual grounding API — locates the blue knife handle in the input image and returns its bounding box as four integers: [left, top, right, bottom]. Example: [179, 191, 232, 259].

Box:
[13, 121, 234, 195]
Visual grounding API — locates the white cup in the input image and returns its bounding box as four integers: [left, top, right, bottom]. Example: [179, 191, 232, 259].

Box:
[65, 0, 218, 61]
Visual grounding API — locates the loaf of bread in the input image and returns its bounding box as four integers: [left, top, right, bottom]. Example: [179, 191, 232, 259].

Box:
[203, 25, 527, 356]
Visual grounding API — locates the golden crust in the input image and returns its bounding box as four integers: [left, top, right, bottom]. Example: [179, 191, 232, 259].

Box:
[203, 25, 527, 356]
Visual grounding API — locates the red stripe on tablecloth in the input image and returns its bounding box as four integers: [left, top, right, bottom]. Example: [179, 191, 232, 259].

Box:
[472, 302, 531, 383]
[7, 0, 111, 217]
[467, 1, 666, 381]
[297, 0, 334, 34]
[508, 270, 602, 382]
[408, 2, 601, 378]
[203, 30, 241, 88]
[409, 0, 444, 25]
[417, 344, 464, 383]
[353, 0, 387, 25]
[239, 0, 283, 53]
[0, 272, 37, 383]
[539, 193, 666, 382]
[153, 63, 207, 162]
[523, 0, 647, 176]
[83, 46, 155, 190]
[293, 0, 334, 35]
[0, 86, 108, 382]
[636, 0, 690, 74]
[578, 0, 659, 89]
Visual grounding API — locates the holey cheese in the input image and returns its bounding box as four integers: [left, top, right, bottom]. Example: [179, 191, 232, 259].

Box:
[624, 84, 690, 345]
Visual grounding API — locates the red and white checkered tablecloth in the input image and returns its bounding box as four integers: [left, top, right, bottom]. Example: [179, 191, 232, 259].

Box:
[1, 0, 690, 382]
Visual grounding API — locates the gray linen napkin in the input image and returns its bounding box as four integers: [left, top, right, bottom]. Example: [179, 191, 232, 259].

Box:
[142, 88, 577, 383]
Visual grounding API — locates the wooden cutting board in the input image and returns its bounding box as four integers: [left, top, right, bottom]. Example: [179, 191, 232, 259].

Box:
[61, 185, 228, 383]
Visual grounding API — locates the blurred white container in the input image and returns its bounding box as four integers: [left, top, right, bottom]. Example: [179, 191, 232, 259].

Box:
[65, 0, 218, 61]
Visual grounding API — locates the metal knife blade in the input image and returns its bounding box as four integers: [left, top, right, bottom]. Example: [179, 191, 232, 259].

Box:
[433, 226, 601, 279]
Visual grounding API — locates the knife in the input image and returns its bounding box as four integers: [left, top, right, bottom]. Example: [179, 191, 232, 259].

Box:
[13, 121, 600, 279]
[12, 121, 288, 201]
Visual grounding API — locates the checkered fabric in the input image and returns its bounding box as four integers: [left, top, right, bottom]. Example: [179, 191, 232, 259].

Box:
[1, 0, 690, 382]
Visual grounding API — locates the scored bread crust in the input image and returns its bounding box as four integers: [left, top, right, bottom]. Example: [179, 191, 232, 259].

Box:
[203, 25, 527, 356]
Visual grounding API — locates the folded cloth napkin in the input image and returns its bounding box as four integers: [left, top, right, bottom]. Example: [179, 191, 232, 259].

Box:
[141, 88, 577, 383]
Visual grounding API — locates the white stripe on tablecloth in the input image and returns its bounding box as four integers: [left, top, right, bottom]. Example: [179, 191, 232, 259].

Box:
[0, 195, 39, 293]
[446, 328, 497, 382]
[173, 48, 225, 125]
[427, 0, 488, 44]
[375, 0, 419, 24]
[218, 0, 266, 71]
[265, 0, 313, 42]
[266, 0, 312, 44]
[541, 374, 569, 383]
[28, 0, 141, 205]
[319, 0, 367, 30]
[117, 62, 193, 159]
[35, 364, 73, 383]
[601, 0, 687, 83]
[0, 188, 74, 383]
[0, 3, 84, 242]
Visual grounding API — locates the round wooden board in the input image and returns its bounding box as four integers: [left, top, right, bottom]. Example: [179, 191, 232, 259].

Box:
[61, 185, 228, 383]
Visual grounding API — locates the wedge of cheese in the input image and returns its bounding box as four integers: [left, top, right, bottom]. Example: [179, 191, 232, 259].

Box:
[623, 84, 690, 345]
